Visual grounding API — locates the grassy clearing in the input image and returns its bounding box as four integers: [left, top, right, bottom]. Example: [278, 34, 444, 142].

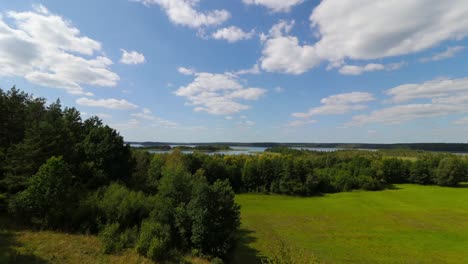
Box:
[234, 184, 468, 264]
[0, 215, 208, 264]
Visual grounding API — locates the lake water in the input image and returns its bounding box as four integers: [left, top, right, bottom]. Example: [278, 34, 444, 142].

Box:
[132, 144, 467, 156]
[136, 145, 342, 155]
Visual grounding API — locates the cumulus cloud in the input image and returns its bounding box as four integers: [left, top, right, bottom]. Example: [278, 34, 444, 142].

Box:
[311, 1, 468, 61]
[242, 0, 304, 12]
[0, 5, 119, 95]
[385, 77, 468, 103]
[212, 26, 255, 43]
[76, 97, 138, 110]
[260, 20, 320, 74]
[134, 0, 230, 28]
[348, 77, 468, 126]
[274, 87, 284, 93]
[238, 120, 256, 127]
[287, 119, 316, 127]
[420, 46, 464, 62]
[234, 64, 260, 75]
[175, 71, 267, 115]
[178, 67, 196, 75]
[260, 1, 468, 75]
[120, 49, 146, 64]
[292, 92, 375, 118]
[454, 117, 468, 125]
[347, 104, 467, 126]
[131, 108, 178, 127]
[339, 62, 404, 75]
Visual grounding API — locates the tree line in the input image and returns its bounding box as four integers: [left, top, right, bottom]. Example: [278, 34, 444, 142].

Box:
[1, 87, 466, 262]
[128, 147, 466, 199]
[0, 87, 240, 262]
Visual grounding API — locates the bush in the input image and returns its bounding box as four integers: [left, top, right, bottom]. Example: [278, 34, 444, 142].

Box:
[8, 156, 74, 228]
[358, 175, 383, 191]
[77, 183, 153, 231]
[436, 157, 464, 186]
[99, 223, 124, 253]
[211, 257, 224, 264]
[136, 219, 171, 261]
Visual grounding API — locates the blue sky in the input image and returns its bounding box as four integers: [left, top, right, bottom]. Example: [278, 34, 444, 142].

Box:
[1, 0, 468, 143]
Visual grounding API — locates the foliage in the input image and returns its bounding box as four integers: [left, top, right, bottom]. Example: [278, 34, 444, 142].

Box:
[136, 219, 172, 261]
[436, 157, 465, 186]
[99, 223, 125, 254]
[188, 179, 241, 258]
[261, 239, 319, 264]
[77, 183, 153, 232]
[8, 156, 74, 228]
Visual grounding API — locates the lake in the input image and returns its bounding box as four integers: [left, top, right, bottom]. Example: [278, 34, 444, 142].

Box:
[136, 145, 343, 155]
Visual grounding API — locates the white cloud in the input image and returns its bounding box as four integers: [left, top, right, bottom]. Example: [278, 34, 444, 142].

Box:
[120, 49, 145, 64]
[347, 104, 468, 126]
[348, 77, 468, 126]
[292, 92, 375, 118]
[260, 21, 320, 75]
[212, 26, 255, 43]
[287, 119, 316, 127]
[134, 0, 230, 28]
[178, 67, 196, 75]
[385, 77, 468, 103]
[131, 108, 178, 127]
[454, 117, 468, 125]
[242, 0, 304, 12]
[311, 1, 468, 61]
[234, 64, 260, 75]
[175, 72, 267, 115]
[238, 120, 256, 127]
[368, 130, 377, 134]
[95, 113, 113, 119]
[225, 116, 233, 120]
[260, 1, 468, 75]
[0, 5, 119, 95]
[420, 46, 464, 62]
[339, 62, 404, 75]
[76, 97, 138, 110]
[274, 87, 284, 93]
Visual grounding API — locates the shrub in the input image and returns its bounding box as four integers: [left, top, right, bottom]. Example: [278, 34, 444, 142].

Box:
[136, 219, 171, 261]
[211, 257, 224, 264]
[99, 223, 124, 254]
[8, 156, 74, 228]
[436, 157, 464, 186]
[77, 183, 153, 231]
[358, 175, 383, 191]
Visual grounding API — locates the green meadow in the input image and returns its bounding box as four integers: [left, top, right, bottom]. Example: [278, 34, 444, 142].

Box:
[234, 184, 468, 264]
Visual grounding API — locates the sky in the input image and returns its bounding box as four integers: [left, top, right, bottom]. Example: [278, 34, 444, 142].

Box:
[1, 0, 468, 143]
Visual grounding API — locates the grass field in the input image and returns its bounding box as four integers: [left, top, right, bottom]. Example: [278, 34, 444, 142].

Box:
[233, 184, 468, 264]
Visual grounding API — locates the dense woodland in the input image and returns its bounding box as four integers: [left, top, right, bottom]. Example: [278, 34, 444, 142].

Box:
[1, 87, 467, 263]
[0, 88, 239, 262]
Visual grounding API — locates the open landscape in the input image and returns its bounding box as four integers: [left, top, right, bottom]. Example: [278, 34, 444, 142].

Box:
[234, 184, 468, 264]
[2, 1, 468, 263]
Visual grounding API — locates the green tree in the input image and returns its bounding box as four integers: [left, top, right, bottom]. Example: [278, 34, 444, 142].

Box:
[9, 156, 74, 228]
[188, 179, 240, 258]
[409, 159, 433, 185]
[436, 157, 464, 186]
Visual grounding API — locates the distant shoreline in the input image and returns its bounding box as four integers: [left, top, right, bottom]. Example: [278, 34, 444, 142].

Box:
[127, 142, 468, 153]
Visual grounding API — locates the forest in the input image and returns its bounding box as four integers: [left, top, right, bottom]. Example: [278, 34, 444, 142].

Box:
[1, 87, 467, 263]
